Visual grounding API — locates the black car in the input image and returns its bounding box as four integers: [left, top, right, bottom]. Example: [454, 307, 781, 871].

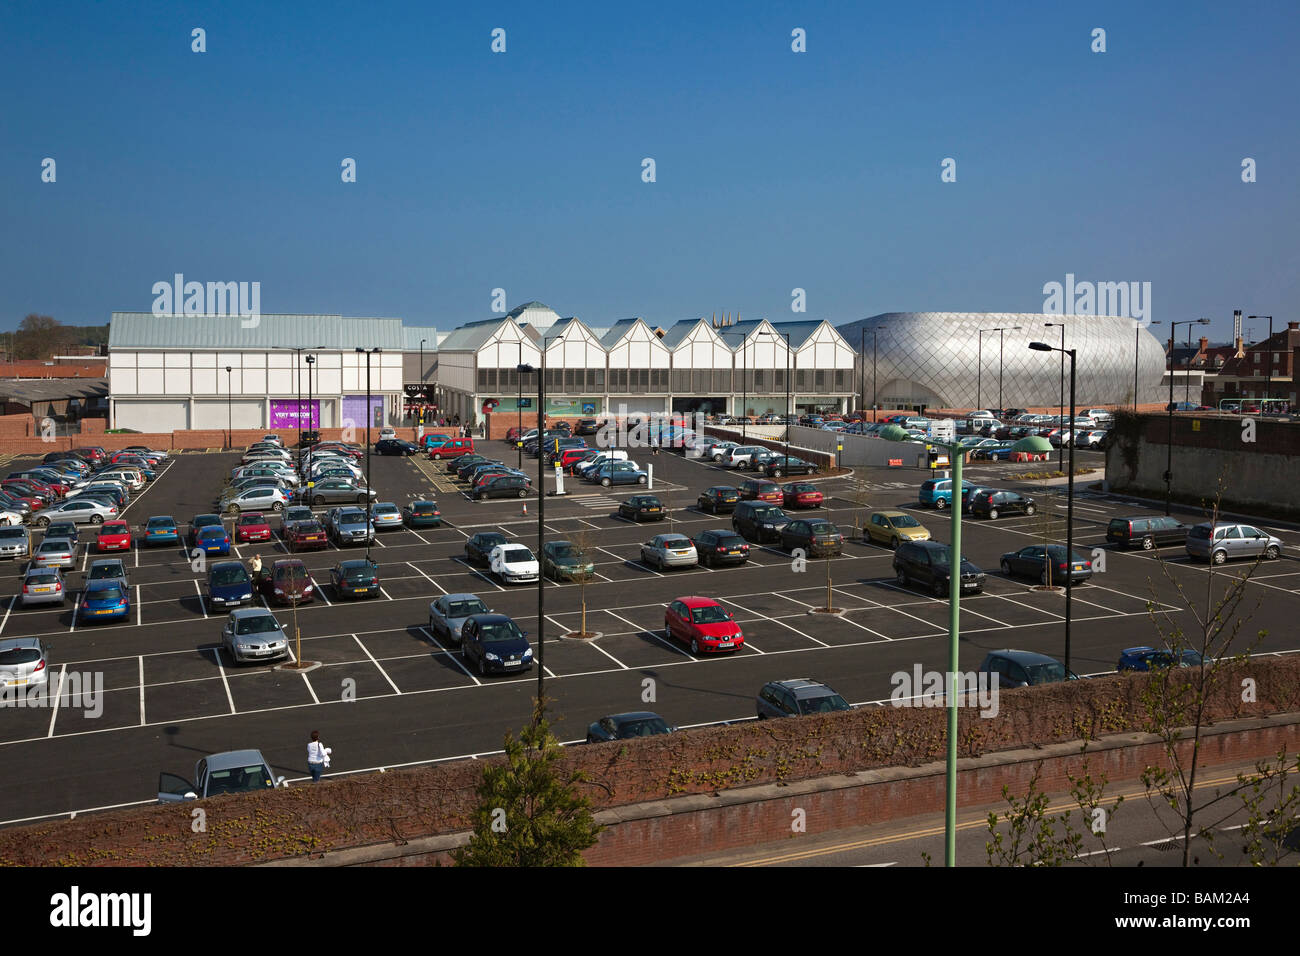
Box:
[756, 679, 852, 718]
[459, 458, 502, 481]
[968, 489, 1036, 519]
[979, 649, 1076, 689]
[692, 529, 750, 567]
[893, 540, 986, 596]
[999, 545, 1093, 585]
[586, 712, 672, 743]
[329, 559, 381, 599]
[697, 486, 740, 514]
[731, 501, 791, 543]
[748, 449, 782, 472]
[374, 439, 419, 456]
[618, 495, 664, 521]
[765, 456, 817, 478]
[1105, 515, 1188, 551]
[460, 614, 533, 676]
[465, 532, 508, 565]
[1116, 646, 1204, 672]
[447, 453, 487, 474]
[574, 418, 601, 436]
[475, 474, 530, 499]
[779, 518, 844, 558]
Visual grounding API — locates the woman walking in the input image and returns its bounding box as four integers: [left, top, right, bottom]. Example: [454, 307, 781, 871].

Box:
[307, 730, 331, 783]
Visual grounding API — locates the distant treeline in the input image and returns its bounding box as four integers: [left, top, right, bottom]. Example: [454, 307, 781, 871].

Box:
[3, 315, 108, 360]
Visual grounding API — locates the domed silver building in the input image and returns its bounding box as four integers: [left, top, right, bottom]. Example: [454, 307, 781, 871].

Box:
[838, 313, 1168, 410]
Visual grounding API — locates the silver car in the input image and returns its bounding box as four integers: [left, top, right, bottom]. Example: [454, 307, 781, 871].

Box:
[326, 507, 375, 545]
[427, 592, 491, 644]
[370, 502, 403, 530]
[86, 558, 129, 590]
[0, 526, 31, 560]
[640, 533, 699, 570]
[219, 485, 289, 515]
[30, 537, 75, 569]
[20, 567, 66, 607]
[221, 608, 291, 664]
[0, 637, 50, 692]
[1185, 522, 1283, 565]
[158, 749, 286, 803]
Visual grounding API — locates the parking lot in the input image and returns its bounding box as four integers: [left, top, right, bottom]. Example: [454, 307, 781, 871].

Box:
[2, 438, 1299, 826]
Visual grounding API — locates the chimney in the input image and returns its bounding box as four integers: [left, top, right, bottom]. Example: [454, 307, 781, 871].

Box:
[1289, 322, 1298, 331]
[1199, 336, 1208, 352]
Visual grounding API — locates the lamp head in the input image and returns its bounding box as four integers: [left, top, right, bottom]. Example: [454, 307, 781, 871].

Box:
[1029, 342, 1053, 352]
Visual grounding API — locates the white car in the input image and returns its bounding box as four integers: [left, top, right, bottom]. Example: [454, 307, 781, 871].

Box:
[724, 446, 766, 469]
[379, 427, 397, 440]
[259, 434, 284, 446]
[489, 544, 540, 584]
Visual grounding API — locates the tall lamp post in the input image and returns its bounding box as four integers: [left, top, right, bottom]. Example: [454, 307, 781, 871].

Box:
[1164, 319, 1212, 515]
[1134, 321, 1161, 409]
[741, 336, 748, 441]
[757, 329, 792, 463]
[1029, 342, 1078, 677]
[976, 325, 1021, 413]
[516, 341, 524, 470]
[517, 344, 546, 719]
[225, 366, 232, 450]
[356, 347, 381, 560]
[1044, 321, 1066, 472]
[861, 326, 880, 420]
[1248, 315, 1273, 405]
[879, 423, 967, 866]
[271, 345, 324, 448]
[306, 354, 316, 440]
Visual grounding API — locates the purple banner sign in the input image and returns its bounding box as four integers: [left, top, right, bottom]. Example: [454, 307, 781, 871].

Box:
[270, 399, 319, 429]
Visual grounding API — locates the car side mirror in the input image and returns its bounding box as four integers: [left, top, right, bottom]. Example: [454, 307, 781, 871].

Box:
[275, 776, 287, 788]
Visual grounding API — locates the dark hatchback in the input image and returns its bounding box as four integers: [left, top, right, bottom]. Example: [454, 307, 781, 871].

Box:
[1106, 515, 1188, 550]
[465, 532, 508, 565]
[779, 518, 844, 558]
[732, 501, 791, 543]
[979, 649, 1077, 688]
[1117, 646, 1205, 671]
[329, 559, 381, 599]
[968, 489, 1036, 519]
[692, 529, 750, 567]
[574, 418, 601, 436]
[764, 456, 817, 478]
[375, 439, 420, 456]
[586, 712, 672, 743]
[475, 474, 531, 499]
[894, 540, 986, 596]
[697, 486, 741, 514]
[999, 545, 1093, 585]
[207, 561, 254, 608]
[460, 614, 533, 676]
[618, 495, 664, 521]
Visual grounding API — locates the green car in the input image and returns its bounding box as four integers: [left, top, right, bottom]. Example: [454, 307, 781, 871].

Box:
[402, 500, 442, 528]
[542, 541, 596, 581]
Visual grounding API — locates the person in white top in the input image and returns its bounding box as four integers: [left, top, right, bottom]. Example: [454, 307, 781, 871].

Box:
[307, 730, 331, 783]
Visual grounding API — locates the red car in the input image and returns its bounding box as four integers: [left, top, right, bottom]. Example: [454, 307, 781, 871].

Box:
[234, 511, 272, 543]
[664, 596, 745, 655]
[96, 520, 133, 552]
[782, 482, 824, 508]
[259, 558, 316, 605]
[285, 520, 329, 552]
[739, 479, 783, 503]
[2, 480, 52, 505]
[558, 448, 592, 469]
[505, 426, 526, 442]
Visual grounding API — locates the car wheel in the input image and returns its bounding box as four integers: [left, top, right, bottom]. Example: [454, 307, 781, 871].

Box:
[478, 655, 488, 677]
[1141, 536, 1155, 551]
[1212, 550, 1227, 565]
[270, 501, 284, 512]
[889, 537, 899, 551]
[935, 497, 948, 510]
[601, 477, 611, 487]
[433, 453, 442, 460]
[896, 569, 908, 586]
[313, 495, 325, 506]
[636, 475, 647, 485]
[1040, 570, 1049, 585]
[1024, 504, 1036, 516]
[932, 577, 946, 597]
[690, 637, 700, 654]
[987, 508, 998, 520]
[664, 624, 673, 642]
[90, 514, 103, 525]
[1265, 545, 1280, 560]
[518, 489, 527, 498]
[772, 469, 783, 478]
[1000, 560, 1011, 574]
[36, 516, 50, 527]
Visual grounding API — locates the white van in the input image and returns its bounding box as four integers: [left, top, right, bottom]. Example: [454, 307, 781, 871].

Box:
[582, 451, 629, 473]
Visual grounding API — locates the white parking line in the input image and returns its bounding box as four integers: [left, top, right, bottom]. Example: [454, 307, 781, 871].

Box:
[193, 579, 207, 619]
[722, 595, 826, 646]
[604, 608, 689, 656]
[420, 625, 481, 685]
[138, 656, 146, 725]
[0, 595, 14, 636]
[46, 665, 66, 737]
[353, 634, 402, 694]
[311, 575, 331, 606]
[405, 561, 447, 594]
[209, 647, 236, 714]
[136, 584, 142, 626]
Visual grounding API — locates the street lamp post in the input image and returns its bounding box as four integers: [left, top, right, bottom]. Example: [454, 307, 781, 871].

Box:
[225, 366, 232, 449]
[1248, 315, 1273, 404]
[1165, 319, 1212, 515]
[271, 345, 325, 448]
[879, 423, 965, 866]
[1030, 342, 1078, 675]
[1134, 321, 1161, 409]
[356, 347, 381, 560]
[742, 336, 748, 441]
[872, 328, 879, 419]
[1045, 322, 1066, 472]
[517, 344, 547, 719]
[306, 354, 316, 441]
[516, 341, 523, 470]
[977, 326, 1021, 413]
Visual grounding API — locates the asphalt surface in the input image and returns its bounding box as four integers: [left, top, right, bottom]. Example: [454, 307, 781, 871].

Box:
[1, 440, 1298, 829]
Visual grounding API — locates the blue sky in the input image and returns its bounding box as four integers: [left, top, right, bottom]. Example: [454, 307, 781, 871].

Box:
[2, 1, 1296, 341]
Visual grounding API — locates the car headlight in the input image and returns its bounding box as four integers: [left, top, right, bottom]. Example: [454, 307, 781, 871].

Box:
[485, 652, 500, 661]
[274, 588, 285, 594]
[239, 592, 252, 599]
[522, 648, 533, 658]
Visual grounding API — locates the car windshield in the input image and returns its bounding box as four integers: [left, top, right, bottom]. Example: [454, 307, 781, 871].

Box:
[662, 536, 690, 547]
[235, 615, 281, 635]
[889, 515, 920, 528]
[38, 542, 66, 553]
[448, 599, 489, 618]
[88, 565, 123, 580]
[478, 621, 524, 644]
[690, 605, 730, 624]
[199, 527, 226, 539]
[790, 484, 816, 493]
[237, 515, 264, 526]
[207, 764, 273, 796]
[411, 504, 437, 514]
[617, 718, 670, 738]
[0, 647, 41, 665]
[752, 506, 784, 519]
[297, 522, 325, 534]
[797, 694, 851, 714]
[90, 587, 123, 601]
[212, 567, 248, 586]
[1025, 662, 1067, 684]
[0, 527, 26, 541]
[502, 547, 533, 563]
[27, 572, 58, 585]
[147, 519, 173, 529]
[343, 565, 376, 580]
[551, 544, 576, 560]
[807, 522, 835, 534]
[275, 565, 309, 582]
[339, 511, 367, 523]
[373, 505, 398, 515]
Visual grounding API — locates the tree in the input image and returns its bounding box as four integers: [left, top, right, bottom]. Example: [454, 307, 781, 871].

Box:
[984, 757, 1124, 866]
[15, 314, 74, 360]
[453, 700, 604, 866]
[568, 528, 598, 639]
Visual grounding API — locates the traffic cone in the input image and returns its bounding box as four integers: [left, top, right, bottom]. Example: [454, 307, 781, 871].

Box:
[522, 502, 528, 516]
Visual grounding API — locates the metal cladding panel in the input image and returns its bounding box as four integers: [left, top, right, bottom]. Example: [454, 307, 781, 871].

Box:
[841, 313, 1168, 407]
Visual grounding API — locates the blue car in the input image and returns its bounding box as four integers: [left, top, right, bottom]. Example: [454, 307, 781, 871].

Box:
[918, 478, 980, 509]
[196, 524, 232, 555]
[80, 580, 130, 622]
[144, 515, 180, 547]
[1117, 646, 1204, 671]
[208, 561, 255, 608]
[587, 462, 648, 487]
